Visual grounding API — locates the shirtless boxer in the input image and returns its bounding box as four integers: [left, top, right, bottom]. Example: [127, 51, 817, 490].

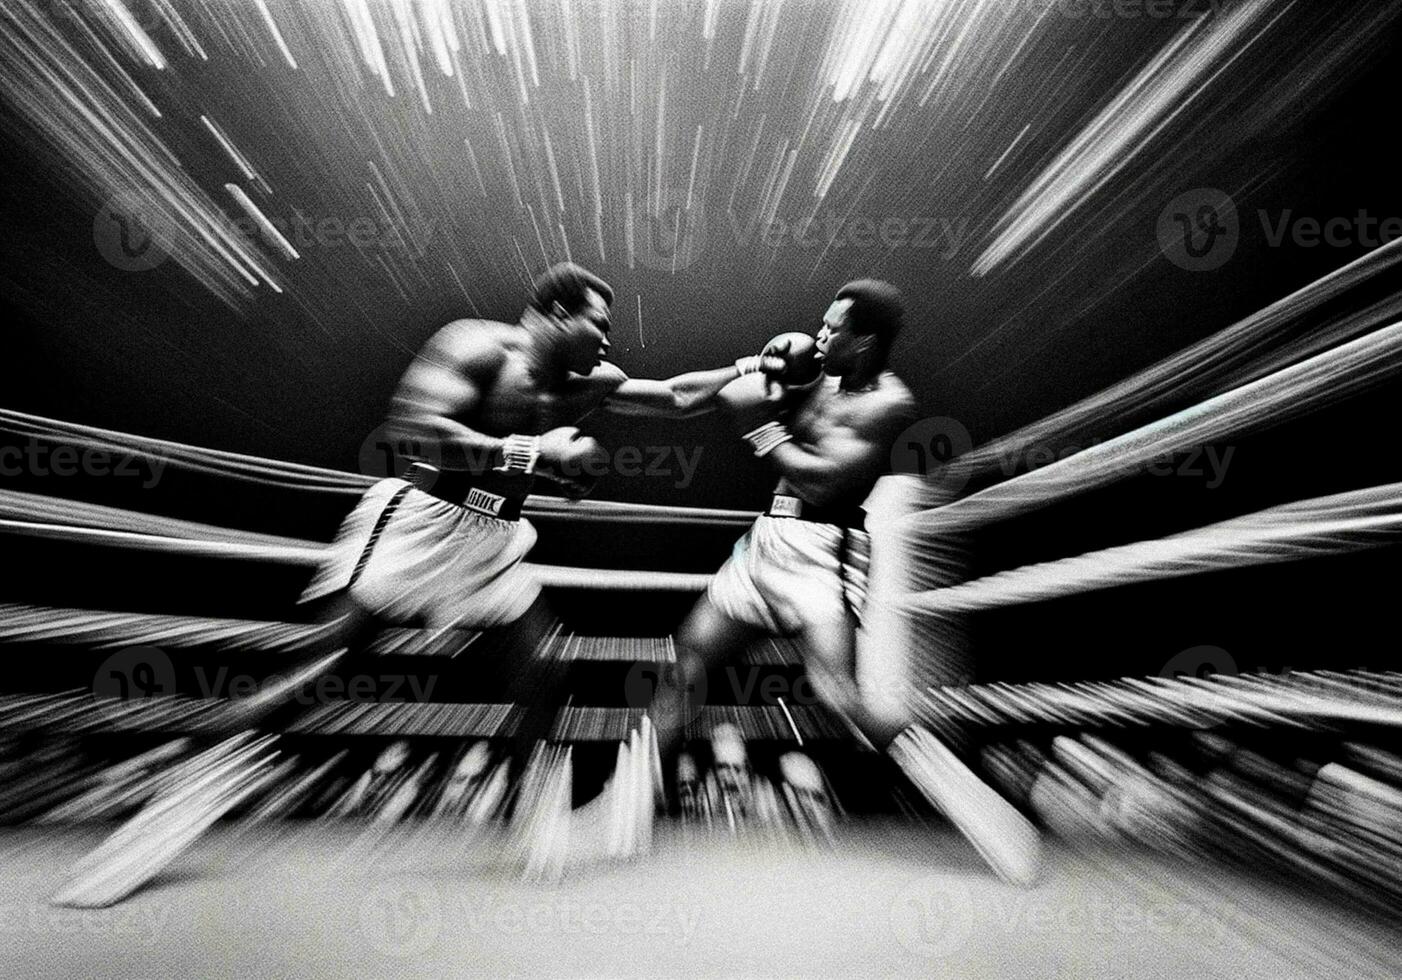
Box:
[649, 279, 920, 756]
[646, 280, 1042, 883]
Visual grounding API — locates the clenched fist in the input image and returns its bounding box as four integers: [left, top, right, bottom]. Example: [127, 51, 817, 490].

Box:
[535, 426, 608, 497]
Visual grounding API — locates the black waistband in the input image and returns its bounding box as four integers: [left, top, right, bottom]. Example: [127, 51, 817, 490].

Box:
[402, 463, 524, 521]
[765, 495, 866, 530]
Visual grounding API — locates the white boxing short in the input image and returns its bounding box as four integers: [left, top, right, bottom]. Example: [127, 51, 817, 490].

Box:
[707, 514, 870, 635]
[299, 478, 540, 630]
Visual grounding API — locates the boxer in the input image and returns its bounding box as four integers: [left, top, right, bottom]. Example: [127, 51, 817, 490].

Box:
[647, 279, 1042, 883]
[653, 280, 920, 758]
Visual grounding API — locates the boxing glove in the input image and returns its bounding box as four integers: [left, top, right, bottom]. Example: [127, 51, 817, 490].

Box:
[535, 426, 608, 497]
[760, 332, 823, 388]
[737, 333, 822, 402]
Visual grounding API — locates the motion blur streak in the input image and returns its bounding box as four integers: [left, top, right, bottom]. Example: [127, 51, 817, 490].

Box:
[2, 1, 1396, 346]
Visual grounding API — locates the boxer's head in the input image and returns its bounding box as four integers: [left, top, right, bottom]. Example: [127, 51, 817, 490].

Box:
[529, 262, 614, 373]
[817, 279, 903, 375]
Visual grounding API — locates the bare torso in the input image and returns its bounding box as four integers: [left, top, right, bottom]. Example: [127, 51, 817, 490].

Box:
[776, 370, 915, 510]
[389, 319, 624, 498]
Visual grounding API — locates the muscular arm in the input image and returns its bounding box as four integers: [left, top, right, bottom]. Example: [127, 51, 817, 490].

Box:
[732, 379, 917, 505]
[767, 423, 888, 505]
[602, 364, 749, 418]
[383, 322, 507, 472]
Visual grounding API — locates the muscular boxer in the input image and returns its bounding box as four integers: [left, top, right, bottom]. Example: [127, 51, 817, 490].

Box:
[651, 280, 919, 756]
[646, 280, 1042, 883]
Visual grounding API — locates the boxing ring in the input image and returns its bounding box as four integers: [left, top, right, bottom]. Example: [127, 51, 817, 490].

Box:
[1, 234, 1402, 975]
[5, 0, 1402, 973]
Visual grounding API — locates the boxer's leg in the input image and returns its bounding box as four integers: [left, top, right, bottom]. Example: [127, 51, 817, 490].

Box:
[799, 609, 908, 753]
[475, 594, 569, 784]
[254, 589, 377, 730]
[653, 596, 764, 769]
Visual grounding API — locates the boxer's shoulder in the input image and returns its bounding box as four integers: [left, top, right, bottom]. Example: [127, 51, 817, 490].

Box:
[432, 317, 516, 349]
[836, 373, 914, 415]
[421, 319, 514, 375]
[879, 370, 915, 401]
[831, 375, 917, 439]
[876, 372, 919, 419]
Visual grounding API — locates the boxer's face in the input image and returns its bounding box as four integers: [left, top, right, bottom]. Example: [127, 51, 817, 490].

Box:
[552, 288, 612, 373]
[816, 298, 859, 375]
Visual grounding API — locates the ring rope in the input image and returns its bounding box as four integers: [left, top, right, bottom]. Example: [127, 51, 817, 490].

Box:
[0, 517, 712, 591]
[954, 236, 1402, 484]
[918, 670, 1402, 731]
[0, 604, 339, 652]
[4, 479, 1399, 629]
[900, 482, 1402, 615]
[521, 497, 756, 526]
[0, 408, 369, 492]
[0, 519, 324, 565]
[906, 320, 1402, 537]
[0, 606, 807, 665]
[0, 408, 760, 525]
[0, 489, 317, 552]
